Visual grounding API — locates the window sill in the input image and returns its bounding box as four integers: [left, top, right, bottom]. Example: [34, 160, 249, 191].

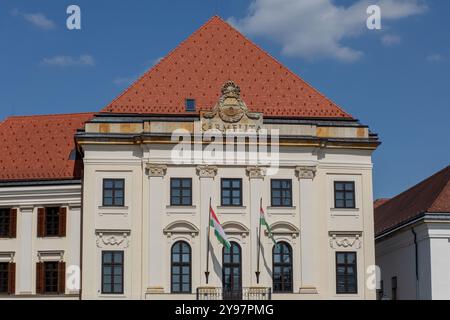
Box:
[217, 206, 246, 209]
[98, 293, 126, 298]
[37, 236, 65, 239]
[98, 206, 128, 210]
[267, 206, 296, 210]
[166, 205, 196, 209]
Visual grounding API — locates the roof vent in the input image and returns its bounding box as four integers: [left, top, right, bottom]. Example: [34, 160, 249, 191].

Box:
[185, 99, 196, 112]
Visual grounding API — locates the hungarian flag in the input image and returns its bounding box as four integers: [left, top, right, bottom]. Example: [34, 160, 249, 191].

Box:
[210, 206, 231, 249]
[260, 206, 276, 244]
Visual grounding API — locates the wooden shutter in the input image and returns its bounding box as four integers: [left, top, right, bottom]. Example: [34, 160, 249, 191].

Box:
[8, 263, 15, 295]
[58, 261, 66, 295]
[58, 207, 67, 237]
[9, 209, 17, 238]
[36, 262, 44, 294]
[37, 208, 45, 237]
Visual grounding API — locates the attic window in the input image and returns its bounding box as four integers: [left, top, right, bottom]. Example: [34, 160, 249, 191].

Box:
[185, 99, 196, 112]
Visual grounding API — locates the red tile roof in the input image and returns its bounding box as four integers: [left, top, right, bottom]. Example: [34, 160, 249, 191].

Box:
[102, 16, 352, 119]
[374, 165, 450, 235]
[0, 113, 94, 182]
[374, 198, 390, 209]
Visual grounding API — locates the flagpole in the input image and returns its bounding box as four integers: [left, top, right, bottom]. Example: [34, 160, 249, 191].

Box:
[256, 197, 262, 284]
[205, 197, 211, 284]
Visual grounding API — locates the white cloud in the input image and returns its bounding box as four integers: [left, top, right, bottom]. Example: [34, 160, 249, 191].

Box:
[381, 34, 401, 46]
[41, 54, 95, 67]
[11, 8, 55, 30]
[230, 0, 427, 62]
[426, 53, 444, 62]
[113, 77, 135, 86]
[152, 57, 164, 66]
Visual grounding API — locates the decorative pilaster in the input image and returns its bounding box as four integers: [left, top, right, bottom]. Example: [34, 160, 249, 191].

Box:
[246, 166, 265, 179]
[296, 166, 318, 294]
[68, 204, 81, 294]
[295, 166, 316, 179]
[196, 165, 218, 178]
[196, 165, 218, 286]
[146, 163, 167, 177]
[247, 166, 265, 286]
[146, 163, 167, 294]
[18, 206, 33, 294]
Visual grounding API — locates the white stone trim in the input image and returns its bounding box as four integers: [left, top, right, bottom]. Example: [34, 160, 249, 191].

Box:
[37, 250, 64, 262]
[0, 252, 15, 263]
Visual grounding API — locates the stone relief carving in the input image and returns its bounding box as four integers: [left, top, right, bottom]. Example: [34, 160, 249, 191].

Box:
[146, 163, 167, 177]
[246, 166, 265, 179]
[96, 230, 131, 248]
[329, 233, 362, 249]
[196, 165, 218, 178]
[203, 81, 261, 123]
[295, 166, 317, 179]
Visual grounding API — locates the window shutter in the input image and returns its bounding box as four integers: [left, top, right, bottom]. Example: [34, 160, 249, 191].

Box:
[9, 209, 17, 238]
[59, 207, 67, 237]
[8, 262, 16, 295]
[37, 208, 45, 237]
[58, 261, 66, 295]
[36, 262, 44, 294]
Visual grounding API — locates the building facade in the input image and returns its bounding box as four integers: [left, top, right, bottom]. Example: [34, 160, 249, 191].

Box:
[375, 165, 450, 300]
[0, 16, 380, 300]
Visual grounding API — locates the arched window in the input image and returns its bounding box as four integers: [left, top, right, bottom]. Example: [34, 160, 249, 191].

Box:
[272, 242, 293, 293]
[222, 242, 242, 300]
[171, 241, 191, 293]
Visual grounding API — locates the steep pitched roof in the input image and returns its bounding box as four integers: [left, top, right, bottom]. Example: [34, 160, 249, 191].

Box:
[374, 198, 390, 209]
[0, 113, 94, 182]
[374, 165, 450, 235]
[102, 16, 352, 119]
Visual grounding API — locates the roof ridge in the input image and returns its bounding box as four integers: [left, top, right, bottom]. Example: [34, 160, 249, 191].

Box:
[104, 16, 221, 112]
[377, 165, 450, 212]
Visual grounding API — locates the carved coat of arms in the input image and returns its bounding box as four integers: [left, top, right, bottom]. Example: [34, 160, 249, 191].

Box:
[201, 81, 262, 131]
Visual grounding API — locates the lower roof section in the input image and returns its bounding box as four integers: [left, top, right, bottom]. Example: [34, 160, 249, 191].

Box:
[0, 113, 94, 182]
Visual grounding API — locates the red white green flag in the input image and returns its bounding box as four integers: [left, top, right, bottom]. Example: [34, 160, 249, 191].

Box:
[210, 206, 231, 249]
[260, 206, 276, 244]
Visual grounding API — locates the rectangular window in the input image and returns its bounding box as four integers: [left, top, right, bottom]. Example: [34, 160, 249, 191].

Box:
[170, 178, 192, 206]
[185, 99, 196, 112]
[102, 251, 124, 294]
[103, 179, 125, 207]
[0, 209, 10, 238]
[0, 263, 8, 294]
[391, 276, 397, 300]
[271, 179, 292, 207]
[43, 262, 59, 294]
[336, 252, 357, 294]
[334, 181, 355, 208]
[44, 207, 60, 237]
[221, 178, 242, 206]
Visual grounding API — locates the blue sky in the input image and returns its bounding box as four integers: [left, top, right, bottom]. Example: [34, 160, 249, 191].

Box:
[1, 0, 449, 199]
